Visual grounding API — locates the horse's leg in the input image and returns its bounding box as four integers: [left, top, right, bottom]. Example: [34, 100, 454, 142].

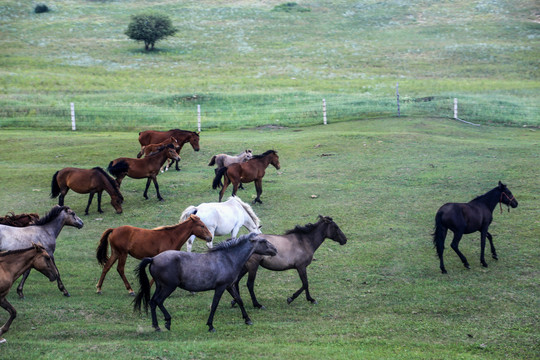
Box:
[218, 176, 230, 202]
[175, 158, 181, 171]
[152, 177, 164, 201]
[230, 266, 249, 307]
[226, 286, 252, 325]
[96, 192, 104, 213]
[16, 269, 31, 299]
[252, 179, 263, 204]
[149, 284, 176, 331]
[115, 174, 126, 187]
[116, 254, 135, 295]
[207, 286, 227, 332]
[51, 256, 70, 297]
[487, 231, 498, 260]
[480, 229, 489, 268]
[245, 266, 266, 309]
[96, 252, 119, 294]
[143, 178, 152, 200]
[0, 298, 16, 339]
[186, 235, 196, 252]
[288, 266, 316, 305]
[450, 231, 469, 269]
[85, 192, 95, 215]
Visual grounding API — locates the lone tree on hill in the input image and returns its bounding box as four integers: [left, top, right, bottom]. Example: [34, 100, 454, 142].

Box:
[125, 13, 177, 51]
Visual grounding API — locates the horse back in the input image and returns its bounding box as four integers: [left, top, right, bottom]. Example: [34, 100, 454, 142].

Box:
[438, 202, 491, 234]
[257, 234, 307, 271]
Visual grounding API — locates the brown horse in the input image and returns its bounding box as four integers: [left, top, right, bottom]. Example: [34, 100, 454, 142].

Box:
[107, 144, 180, 201]
[0, 212, 39, 227]
[212, 150, 280, 204]
[138, 129, 200, 171]
[136, 136, 180, 159]
[95, 214, 212, 295]
[51, 167, 124, 215]
[0, 244, 58, 343]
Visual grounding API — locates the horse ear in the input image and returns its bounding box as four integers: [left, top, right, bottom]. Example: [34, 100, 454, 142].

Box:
[498, 181, 506, 188]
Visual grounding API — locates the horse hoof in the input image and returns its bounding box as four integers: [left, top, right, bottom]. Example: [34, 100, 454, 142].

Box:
[492, 255, 498, 260]
[464, 264, 470, 269]
[158, 198, 164, 202]
[154, 327, 161, 332]
[97, 291, 102, 295]
[208, 327, 216, 333]
[310, 300, 318, 305]
[63, 292, 71, 297]
[129, 292, 136, 296]
[287, 297, 293, 305]
[482, 263, 488, 268]
[0, 338, 6, 344]
[245, 320, 253, 326]
[231, 300, 237, 307]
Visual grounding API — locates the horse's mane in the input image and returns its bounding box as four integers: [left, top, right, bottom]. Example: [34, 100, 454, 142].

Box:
[93, 167, 123, 198]
[0, 212, 39, 227]
[470, 186, 502, 203]
[284, 216, 330, 235]
[0, 245, 42, 257]
[32, 206, 68, 226]
[253, 150, 277, 159]
[229, 196, 260, 228]
[209, 233, 257, 253]
[152, 215, 194, 231]
[171, 129, 199, 137]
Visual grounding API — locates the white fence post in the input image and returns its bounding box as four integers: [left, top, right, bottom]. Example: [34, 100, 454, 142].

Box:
[70, 102, 76, 131]
[197, 104, 201, 132]
[454, 98, 458, 119]
[396, 83, 400, 117]
[322, 98, 327, 125]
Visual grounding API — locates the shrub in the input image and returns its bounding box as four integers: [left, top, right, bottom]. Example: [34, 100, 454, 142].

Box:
[125, 13, 177, 51]
[273, 2, 310, 13]
[34, 4, 49, 13]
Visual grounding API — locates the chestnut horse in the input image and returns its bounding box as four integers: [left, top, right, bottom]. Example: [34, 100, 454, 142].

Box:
[212, 150, 280, 204]
[51, 167, 124, 215]
[107, 144, 180, 201]
[138, 129, 200, 171]
[0, 212, 39, 227]
[95, 214, 212, 295]
[136, 136, 180, 159]
[0, 244, 58, 343]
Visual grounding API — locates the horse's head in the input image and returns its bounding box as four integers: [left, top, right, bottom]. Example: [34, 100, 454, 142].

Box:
[320, 216, 347, 245]
[170, 137, 181, 151]
[245, 150, 253, 160]
[63, 207, 84, 229]
[31, 243, 58, 282]
[250, 234, 277, 257]
[166, 145, 181, 161]
[189, 214, 213, 242]
[189, 132, 200, 152]
[110, 194, 123, 214]
[270, 152, 280, 170]
[498, 181, 518, 209]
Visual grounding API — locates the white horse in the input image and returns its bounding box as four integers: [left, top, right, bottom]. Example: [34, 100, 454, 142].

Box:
[180, 196, 261, 252]
[208, 149, 252, 168]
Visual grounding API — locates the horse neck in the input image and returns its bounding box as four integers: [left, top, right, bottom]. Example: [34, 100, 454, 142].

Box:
[99, 173, 119, 197]
[168, 220, 196, 246]
[0, 250, 38, 281]
[222, 241, 256, 269]
[470, 188, 501, 213]
[150, 149, 173, 167]
[302, 222, 328, 252]
[38, 214, 66, 240]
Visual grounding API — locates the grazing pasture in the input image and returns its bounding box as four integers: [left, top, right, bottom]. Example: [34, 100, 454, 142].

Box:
[0, 119, 537, 359]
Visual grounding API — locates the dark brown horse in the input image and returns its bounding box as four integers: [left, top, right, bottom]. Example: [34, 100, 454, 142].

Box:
[96, 214, 212, 295]
[232, 216, 348, 309]
[136, 136, 180, 160]
[107, 144, 180, 201]
[0, 244, 58, 343]
[51, 167, 124, 215]
[138, 129, 200, 171]
[212, 150, 280, 204]
[433, 181, 518, 273]
[0, 212, 39, 227]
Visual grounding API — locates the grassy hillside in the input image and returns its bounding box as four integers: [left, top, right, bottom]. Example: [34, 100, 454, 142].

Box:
[0, 0, 538, 129]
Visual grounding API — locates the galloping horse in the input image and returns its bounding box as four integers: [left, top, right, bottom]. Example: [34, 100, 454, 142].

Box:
[180, 196, 261, 252]
[96, 214, 212, 295]
[107, 144, 180, 201]
[0, 212, 39, 227]
[138, 129, 200, 171]
[51, 167, 124, 215]
[433, 181, 518, 274]
[0, 205, 84, 298]
[0, 244, 58, 343]
[136, 136, 180, 159]
[212, 150, 280, 204]
[232, 216, 347, 309]
[134, 233, 277, 332]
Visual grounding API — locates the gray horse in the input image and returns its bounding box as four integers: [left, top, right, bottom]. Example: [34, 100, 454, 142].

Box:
[0, 205, 84, 298]
[134, 233, 277, 332]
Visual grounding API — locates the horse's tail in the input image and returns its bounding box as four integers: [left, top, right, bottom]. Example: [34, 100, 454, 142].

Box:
[50, 171, 61, 198]
[432, 211, 446, 257]
[107, 160, 129, 178]
[96, 228, 114, 266]
[180, 206, 197, 222]
[212, 166, 228, 189]
[133, 257, 153, 314]
[208, 155, 216, 166]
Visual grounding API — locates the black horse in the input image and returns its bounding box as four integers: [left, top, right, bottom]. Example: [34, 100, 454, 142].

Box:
[433, 181, 518, 274]
[133, 233, 277, 332]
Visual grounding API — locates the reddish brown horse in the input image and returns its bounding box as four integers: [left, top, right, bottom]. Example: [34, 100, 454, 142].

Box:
[107, 144, 180, 201]
[0, 244, 58, 343]
[95, 214, 212, 295]
[212, 150, 280, 204]
[0, 213, 39, 227]
[51, 167, 124, 215]
[138, 129, 200, 171]
[136, 136, 180, 159]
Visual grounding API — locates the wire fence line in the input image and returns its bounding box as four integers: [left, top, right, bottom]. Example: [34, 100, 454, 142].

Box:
[0, 94, 537, 131]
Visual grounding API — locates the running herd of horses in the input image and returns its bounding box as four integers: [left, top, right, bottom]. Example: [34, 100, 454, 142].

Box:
[0, 128, 519, 341]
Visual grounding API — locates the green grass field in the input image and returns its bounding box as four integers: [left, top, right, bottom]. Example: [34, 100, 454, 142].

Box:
[0, 119, 538, 359]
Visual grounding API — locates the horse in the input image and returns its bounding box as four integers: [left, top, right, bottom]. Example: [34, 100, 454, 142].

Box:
[107, 144, 180, 201]
[212, 150, 280, 204]
[51, 167, 124, 215]
[232, 215, 347, 309]
[433, 181, 518, 274]
[138, 129, 200, 171]
[0, 212, 39, 227]
[133, 233, 277, 332]
[0, 205, 84, 298]
[136, 136, 180, 162]
[208, 150, 253, 168]
[179, 195, 262, 252]
[96, 214, 213, 295]
[0, 244, 58, 343]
